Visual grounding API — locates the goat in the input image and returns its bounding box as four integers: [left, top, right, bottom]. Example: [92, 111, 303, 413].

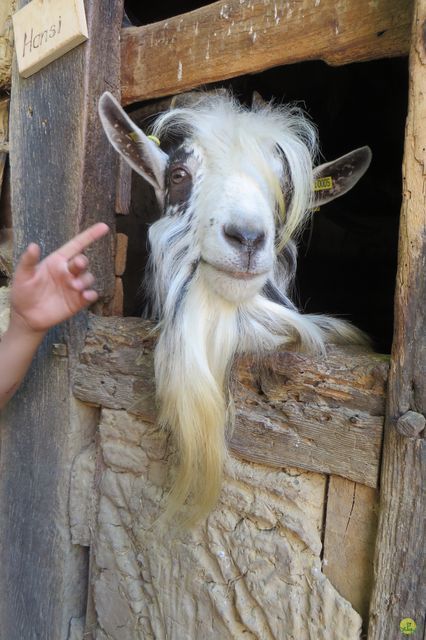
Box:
[99, 91, 371, 524]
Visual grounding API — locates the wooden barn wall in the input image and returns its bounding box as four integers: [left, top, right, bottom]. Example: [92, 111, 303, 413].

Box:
[0, 0, 423, 638]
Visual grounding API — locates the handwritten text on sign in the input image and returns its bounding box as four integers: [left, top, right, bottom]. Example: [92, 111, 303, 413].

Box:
[13, 0, 88, 78]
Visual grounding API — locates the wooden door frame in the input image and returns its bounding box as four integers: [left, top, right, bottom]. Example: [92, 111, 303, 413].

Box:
[0, 1, 423, 638]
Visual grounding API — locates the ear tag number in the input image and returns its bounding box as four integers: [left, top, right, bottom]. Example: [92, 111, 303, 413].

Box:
[314, 176, 333, 191]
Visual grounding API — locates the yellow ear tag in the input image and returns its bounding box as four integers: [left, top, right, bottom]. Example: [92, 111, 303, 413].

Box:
[128, 132, 161, 146]
[147, 135, 161, 146]
[314, 176, 333, 191]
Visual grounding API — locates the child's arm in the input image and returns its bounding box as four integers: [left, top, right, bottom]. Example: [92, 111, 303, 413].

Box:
[0, 223, 110, 409]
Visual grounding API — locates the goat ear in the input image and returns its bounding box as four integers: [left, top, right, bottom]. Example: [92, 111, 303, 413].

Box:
[312, 146, 372, 207]
[98, 92, 168, 205]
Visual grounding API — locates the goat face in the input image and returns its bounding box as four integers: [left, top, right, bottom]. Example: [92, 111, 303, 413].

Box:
[164, 140, 279, 304]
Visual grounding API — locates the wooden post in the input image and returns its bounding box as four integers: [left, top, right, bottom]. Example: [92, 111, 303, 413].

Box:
[0, 1, 123, 638]
[368, 1, 426, 637]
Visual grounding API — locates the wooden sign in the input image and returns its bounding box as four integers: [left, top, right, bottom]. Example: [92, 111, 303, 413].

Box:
[12, 0, 88, 78]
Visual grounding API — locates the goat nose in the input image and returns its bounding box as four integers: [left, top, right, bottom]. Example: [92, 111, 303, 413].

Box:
[223, 224, 266, 251]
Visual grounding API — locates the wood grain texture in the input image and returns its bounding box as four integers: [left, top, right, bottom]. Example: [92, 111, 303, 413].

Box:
[73, 314, 389, 487]
[121, 0, 412, 104]
[323, 476, 379, 626]
[368, 1, 426, 637]
[0, 1, 124, 638]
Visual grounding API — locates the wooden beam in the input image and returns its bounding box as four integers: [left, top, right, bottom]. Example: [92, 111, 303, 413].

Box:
[73, 315, 389, 488]
[368, 0, 426, 637]
[121, 0, 412, 105]
[0, 1, 124, 638]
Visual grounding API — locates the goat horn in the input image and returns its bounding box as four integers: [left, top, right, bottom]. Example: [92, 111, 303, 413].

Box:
[171, 88, 228, 109]
[252, 91, 268, 109]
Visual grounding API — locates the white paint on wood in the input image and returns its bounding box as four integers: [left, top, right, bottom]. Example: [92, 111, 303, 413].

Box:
[12, 0, 88, 78]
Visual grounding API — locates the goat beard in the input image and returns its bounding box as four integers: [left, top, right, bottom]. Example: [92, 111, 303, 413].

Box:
[153, 267, 368, 526]
[154, 272, 238, 526]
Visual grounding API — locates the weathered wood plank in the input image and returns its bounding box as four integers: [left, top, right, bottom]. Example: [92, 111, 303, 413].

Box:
[231, 350, 387, 487]
[368, 0, 426, 637]
[73, 315, 389, 487]
[121, 0, 412, 105]
[0, 1, 124, 638]
[323, 476, 379, 626]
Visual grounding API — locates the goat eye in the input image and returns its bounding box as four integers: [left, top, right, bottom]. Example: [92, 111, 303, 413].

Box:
[171, 166, 189, 184]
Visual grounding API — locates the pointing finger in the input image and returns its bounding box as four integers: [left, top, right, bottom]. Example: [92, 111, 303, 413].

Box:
[56, 223, 110, 261]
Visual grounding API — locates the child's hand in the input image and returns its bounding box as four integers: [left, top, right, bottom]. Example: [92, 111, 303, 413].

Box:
[10, 223, 110, 334]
